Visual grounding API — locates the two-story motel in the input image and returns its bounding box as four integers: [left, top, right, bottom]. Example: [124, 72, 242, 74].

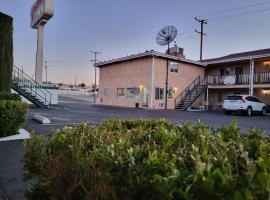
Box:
[95, 47, 270, 110]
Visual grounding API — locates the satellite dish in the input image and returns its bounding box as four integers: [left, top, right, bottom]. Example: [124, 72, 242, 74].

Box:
[156, 26, 177, 46]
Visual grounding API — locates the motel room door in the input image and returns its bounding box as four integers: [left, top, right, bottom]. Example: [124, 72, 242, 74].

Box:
[235, 67, 243, 84]
[142, 88, 149, 107]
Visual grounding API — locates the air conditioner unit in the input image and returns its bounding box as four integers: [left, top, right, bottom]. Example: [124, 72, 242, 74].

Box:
[224, 76, 236, 85]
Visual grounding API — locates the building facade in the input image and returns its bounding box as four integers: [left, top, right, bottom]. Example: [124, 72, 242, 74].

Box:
[96, 48, 270, 110]
[204, 49, 270, 109]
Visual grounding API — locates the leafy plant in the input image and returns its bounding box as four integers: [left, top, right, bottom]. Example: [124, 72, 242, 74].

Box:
[0, 92, 21, 101]
[0, 100, 28, 137]
[24, 120, 270, 199]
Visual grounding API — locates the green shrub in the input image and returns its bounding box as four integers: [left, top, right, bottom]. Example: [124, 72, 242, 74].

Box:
[0, 100, 28, 137]
[24, 120, 270, 199]
[0, 92, 21, 101]
[0, 12, 13, 92]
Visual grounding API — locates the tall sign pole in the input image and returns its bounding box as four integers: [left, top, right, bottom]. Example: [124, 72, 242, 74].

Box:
[31, 0, 54, 84]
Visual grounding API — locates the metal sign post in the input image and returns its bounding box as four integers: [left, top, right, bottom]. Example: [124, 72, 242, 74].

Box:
[31, 0, 54, 84]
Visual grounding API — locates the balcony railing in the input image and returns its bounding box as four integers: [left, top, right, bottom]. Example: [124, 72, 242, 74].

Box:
[206, 72, 270, 86]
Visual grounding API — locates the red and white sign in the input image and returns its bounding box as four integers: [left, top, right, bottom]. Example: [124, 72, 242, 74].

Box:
[31, 0, 54, 28]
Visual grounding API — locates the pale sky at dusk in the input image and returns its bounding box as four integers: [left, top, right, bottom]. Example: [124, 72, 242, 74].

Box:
[1, 0, 270, 85]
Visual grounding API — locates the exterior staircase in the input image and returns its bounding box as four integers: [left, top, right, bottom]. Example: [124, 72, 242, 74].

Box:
[174, 75, 208, 111]
[12, 66, 52, 108]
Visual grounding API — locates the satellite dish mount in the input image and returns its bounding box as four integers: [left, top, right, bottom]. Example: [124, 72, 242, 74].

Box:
[156, 26, 178, 109]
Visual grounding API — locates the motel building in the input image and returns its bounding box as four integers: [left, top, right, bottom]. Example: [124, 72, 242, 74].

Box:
[95, 47, 270, 110]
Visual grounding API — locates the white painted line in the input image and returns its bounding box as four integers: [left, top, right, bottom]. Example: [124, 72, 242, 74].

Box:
[0, 129, 30, 142]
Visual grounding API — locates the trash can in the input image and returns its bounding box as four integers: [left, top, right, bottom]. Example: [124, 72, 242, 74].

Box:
[135, 102, 139, 108]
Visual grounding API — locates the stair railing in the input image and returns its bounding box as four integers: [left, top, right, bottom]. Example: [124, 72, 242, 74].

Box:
[12, 66, 52, 108]
[174, 75, 201, 107]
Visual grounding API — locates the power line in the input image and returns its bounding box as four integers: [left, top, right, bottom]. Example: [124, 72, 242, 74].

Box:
[208, 7, 270, 22]
[195, 17, 207, 61]
[199, 1, 270, 18]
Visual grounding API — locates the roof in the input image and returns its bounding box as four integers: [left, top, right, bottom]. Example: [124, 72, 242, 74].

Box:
[95, 50, 206, 68]
[203, 48, 270, 65]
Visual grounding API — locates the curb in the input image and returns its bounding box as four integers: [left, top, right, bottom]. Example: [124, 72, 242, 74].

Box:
[0, 129, 30, 142]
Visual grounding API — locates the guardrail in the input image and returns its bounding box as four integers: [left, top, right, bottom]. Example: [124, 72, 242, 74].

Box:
[206, 72, 270, 86]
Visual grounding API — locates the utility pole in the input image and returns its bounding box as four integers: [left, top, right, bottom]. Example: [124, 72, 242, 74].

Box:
[44, 61, 48, 84]
[195, 17, 207, 61]
[90, 50, 101, 103]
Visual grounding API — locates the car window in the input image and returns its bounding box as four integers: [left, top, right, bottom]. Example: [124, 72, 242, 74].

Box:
[226, 96, 241, 100]
[252, 97, 260, 103]
[245, 96, 253, 101]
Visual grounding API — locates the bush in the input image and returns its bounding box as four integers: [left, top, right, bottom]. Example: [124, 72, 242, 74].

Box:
[24, 120, 270, 199]
[0, 92, 21, 101]
[0, 100, 28, 137]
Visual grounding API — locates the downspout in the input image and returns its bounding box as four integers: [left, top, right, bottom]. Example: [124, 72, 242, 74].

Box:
[150, 57, 155, 108]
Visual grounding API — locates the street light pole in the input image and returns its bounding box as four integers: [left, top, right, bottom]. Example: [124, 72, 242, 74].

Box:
[90, 50, 101, 103]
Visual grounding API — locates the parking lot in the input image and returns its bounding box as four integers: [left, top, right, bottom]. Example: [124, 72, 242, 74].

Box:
[25, 95, 270, 134]
[1, 95, 270, 199]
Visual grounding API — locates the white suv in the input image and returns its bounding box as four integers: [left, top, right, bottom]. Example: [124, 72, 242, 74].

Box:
[223, 95, 266, 116]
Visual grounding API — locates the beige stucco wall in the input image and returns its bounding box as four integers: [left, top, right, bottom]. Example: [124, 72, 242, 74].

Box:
[98, 56, 205, 109]
[152, 58, 205, 109]
[99, 57, 153, 108]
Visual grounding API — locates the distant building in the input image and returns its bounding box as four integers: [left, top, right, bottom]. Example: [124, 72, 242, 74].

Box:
[96, 47, 270, 110]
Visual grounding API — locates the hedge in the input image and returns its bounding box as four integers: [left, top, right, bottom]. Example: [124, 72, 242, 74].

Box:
[0, 12, 13, 92]
[0, 92, 21, 101]
[23, 119, 270, 199]
[0, 100, 28, 137]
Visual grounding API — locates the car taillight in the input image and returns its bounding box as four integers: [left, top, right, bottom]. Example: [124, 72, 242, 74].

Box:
[241, 97, 245, 103]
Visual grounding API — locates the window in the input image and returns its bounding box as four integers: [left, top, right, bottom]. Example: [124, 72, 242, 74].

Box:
[220, 68, 229, 76]
[155, 87, 164, 100]
[170, 62, 179, 73]
[246, 96, 260, 103]
[126, 88, 140, 98]
[103, 88, 109, 96]
[117, 88, 125, 96]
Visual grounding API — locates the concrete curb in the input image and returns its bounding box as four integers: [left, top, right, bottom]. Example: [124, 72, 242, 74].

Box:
[0, 129, 30, 142]
[33, 114, 51, 124]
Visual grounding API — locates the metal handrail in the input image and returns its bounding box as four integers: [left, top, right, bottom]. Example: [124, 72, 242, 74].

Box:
[12, 66, 52, 107]
[174, 75, 201, 107]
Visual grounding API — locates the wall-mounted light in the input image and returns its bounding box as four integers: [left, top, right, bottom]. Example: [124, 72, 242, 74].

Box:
[139, 85, 144, 91]
[263, 89, 270, 95]
[173, 87, 178, 93]
[263, 61, 270, 66]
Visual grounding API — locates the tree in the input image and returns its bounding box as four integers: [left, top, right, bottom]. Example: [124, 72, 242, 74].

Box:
[0, 12, 13, 92]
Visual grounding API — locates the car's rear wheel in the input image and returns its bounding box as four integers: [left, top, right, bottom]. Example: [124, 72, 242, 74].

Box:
[261, 107, 266, 116]
[247, 107, 252, 117]
[225, 110, 231, 115]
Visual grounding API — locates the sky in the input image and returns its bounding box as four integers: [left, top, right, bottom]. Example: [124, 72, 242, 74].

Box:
[1, 0, 270, 85]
